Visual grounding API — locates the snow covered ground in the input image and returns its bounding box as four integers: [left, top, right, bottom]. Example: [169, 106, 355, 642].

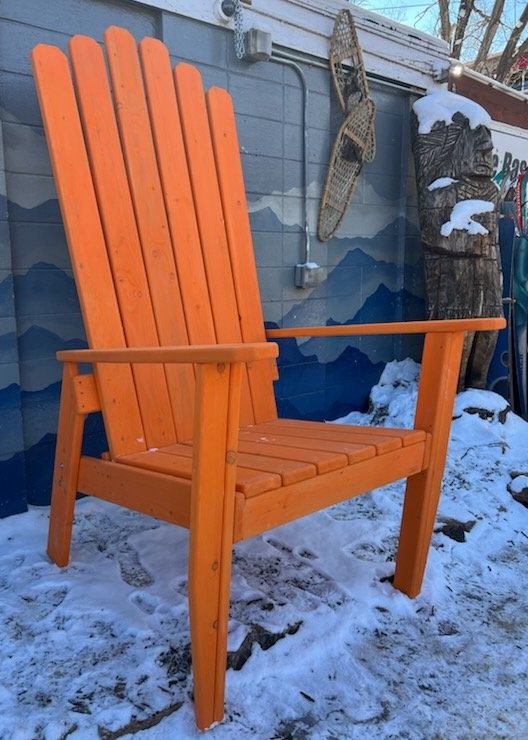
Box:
[1, 360, 528, 740]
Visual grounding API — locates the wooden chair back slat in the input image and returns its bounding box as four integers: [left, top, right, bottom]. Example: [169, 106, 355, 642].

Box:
[104, 26, 195, 441]
[69, 35, 177, 449]
[33, 29, 279, 444]
[138, 38, 216, 348]
[207, 88, 278, 423]
[173, 63, 254, 425]
[31, 44, 146, 458]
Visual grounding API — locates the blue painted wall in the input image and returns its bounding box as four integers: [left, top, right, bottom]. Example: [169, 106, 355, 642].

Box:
[0, 0, 425, 515]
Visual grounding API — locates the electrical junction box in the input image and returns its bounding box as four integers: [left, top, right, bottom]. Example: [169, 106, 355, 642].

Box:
[295, 262, 325, 289]
[244, 28, 272, 61]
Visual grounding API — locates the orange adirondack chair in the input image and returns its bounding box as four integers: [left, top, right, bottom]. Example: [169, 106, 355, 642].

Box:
[31, 27, 504, 730]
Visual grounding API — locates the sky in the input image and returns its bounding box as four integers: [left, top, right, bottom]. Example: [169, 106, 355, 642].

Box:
[357, 0, 525, 59]
[363, 0, 442, 28]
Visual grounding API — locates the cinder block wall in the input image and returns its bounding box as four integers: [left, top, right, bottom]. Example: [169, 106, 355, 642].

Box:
[0, 0, 424, 515]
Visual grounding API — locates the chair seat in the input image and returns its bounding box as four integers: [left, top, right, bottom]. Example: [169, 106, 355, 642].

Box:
[117, 420, 428, 498]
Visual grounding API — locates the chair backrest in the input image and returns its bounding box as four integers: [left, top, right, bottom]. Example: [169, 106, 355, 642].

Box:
[31, 26, 277, 458]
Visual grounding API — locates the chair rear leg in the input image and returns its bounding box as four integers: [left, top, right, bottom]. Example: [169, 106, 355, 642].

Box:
[393, 331, 464, 598]
[48, 362, 85, 567]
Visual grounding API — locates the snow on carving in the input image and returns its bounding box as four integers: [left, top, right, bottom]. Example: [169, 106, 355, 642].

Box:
[440, 199, 495, 237]
[427, 177, 457, 191]
[413, 90, 491, 135]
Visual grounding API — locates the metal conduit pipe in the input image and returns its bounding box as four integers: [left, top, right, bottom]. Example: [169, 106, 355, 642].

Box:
[237, 17, 426, 287]
[269, 53, 312, 268]
[266, 48, 426, 285]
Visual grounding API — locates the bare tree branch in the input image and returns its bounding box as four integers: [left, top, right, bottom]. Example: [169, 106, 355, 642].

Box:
[472, 5, 490, 22]
[414, 1, 437, 28]
[438, 0, 451, 45]
[370, 0, 525, 81]
[473, 0, 506, 69]
[495, 2, 528, 82]
[451, 0, 475, 58]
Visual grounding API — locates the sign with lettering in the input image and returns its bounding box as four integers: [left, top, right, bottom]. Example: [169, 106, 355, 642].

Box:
[491, 120, 528, 181]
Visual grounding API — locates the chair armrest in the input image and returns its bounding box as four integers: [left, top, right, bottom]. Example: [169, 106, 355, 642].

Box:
[56, 342, 278, 365]
[266, 317, 505, 339]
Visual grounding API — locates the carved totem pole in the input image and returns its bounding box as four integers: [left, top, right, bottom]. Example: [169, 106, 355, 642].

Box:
[412, 93, 503, 390]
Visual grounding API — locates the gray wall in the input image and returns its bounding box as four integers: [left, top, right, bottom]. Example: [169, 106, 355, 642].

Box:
[0, 0, 424, 514]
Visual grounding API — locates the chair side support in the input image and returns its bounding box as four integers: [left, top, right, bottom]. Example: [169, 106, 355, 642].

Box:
[394, 331, 465, 597]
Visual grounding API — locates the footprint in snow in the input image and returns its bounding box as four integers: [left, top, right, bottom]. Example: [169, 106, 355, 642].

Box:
[19, 586, 69, 620]
[232, 537, 347, 615]
[117, 543, 154, 588]
[345, 541, 387, 562]
[295, 547, 318, 561]
[129, 590, 160, 614]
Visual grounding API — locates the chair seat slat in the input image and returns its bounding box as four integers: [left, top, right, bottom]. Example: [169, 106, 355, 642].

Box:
[239, 428, 377, 463]
[238, 439, 347, 474]
[118, 448, 283, 497]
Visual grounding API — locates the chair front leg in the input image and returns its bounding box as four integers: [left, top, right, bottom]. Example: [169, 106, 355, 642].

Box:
[188, 362, 242, 730]
[394, 331, 465, 598]
[48, 362, 85, 567]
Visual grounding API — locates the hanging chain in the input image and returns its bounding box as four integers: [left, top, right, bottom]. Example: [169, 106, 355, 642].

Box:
[234, 0, 246, 60]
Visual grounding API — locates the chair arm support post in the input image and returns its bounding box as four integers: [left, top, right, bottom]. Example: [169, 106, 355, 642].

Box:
[412, 331, 466, 436]
[188, 361, 243, 727]
[394, 331, 465, 598]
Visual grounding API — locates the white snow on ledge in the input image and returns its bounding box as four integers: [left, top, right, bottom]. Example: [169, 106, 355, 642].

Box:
[440, 199, 495, 237]
[428, 177, 457, 191]
[413, 90, 491, 134]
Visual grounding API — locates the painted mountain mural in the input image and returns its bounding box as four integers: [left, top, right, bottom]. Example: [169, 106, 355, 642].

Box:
[0, 69, 423, 513]
[18, 326, 86, 362]
[0, 224, 429, 510]
[274, 337, 386, 422]
[298, 284, 426, 365]
[13, 262, 80, 317]
[0, 451, 27, 518]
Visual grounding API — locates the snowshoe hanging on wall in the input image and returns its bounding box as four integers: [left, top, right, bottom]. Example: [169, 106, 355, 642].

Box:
[317, 10, 376, 241]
